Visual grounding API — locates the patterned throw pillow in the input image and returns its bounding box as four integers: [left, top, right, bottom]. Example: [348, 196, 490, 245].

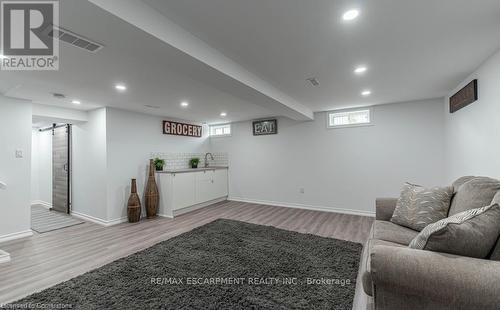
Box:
[390, 183, 453, 231]
[409, 204, 500, 259]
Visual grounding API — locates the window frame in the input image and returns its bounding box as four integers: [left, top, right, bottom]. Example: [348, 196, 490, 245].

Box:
[326, 107, 374, 129]
[209, 123, 232, 137]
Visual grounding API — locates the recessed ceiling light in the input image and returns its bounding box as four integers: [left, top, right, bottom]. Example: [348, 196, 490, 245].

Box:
[181, 101, 189, 107]
[115, 84, 127, 91]
[342, 9, 360, 21]
[220, 112, 227, 117]
[361, 90, 372, 97]
[71, 100, 81, 105]
[354, 66, 367, 74]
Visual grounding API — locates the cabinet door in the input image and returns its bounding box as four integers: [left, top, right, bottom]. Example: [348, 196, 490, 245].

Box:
[213, 169, 228, 198]
[195, 170, 216, 203]
[172, 173, 196, 210]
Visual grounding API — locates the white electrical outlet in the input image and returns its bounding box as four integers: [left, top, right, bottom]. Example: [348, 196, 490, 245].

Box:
[15, 149, 23, 158]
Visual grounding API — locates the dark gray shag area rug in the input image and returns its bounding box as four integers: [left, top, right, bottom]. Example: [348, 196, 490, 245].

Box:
[12, 219, 362, 310]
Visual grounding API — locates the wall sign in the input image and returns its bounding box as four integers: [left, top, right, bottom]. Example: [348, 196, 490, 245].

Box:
[253, 119, 278, 136]
[163, 120, 202, 137]
[450, 79, 478, 113]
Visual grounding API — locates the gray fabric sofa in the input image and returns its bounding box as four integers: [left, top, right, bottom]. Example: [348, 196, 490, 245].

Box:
[360, 178, 500, 310]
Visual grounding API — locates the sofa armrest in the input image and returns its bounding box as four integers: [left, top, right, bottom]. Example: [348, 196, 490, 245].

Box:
[371, 245, 500, 309]
[375, 198, 398, 221]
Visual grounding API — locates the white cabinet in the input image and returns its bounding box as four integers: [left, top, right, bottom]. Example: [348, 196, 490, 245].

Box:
[157, 168, 228, 217]
[213, 169, 228, 198]
[172, 172, 196, 210]
[195, 170, 217, 203]
[195, 169, 229, 203]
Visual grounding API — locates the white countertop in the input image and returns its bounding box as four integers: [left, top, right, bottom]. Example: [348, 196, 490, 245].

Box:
[156, 166, 228, 174]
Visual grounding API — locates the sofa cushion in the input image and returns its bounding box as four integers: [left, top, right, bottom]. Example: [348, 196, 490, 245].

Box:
[490, 236, 500, 261]
[373, 220, 419, 245]
[452, 176, 476, 192]
[409, 203, 500, 259]
[391, 183, 453, 231]
[448, 177, 500, 216]
[361, 237, 405, 296]
[489, 192, 500, 260]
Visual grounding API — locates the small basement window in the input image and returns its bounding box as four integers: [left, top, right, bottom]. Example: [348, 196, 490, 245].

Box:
[209, 123, 231, 137]
[327, 108, 372, 128]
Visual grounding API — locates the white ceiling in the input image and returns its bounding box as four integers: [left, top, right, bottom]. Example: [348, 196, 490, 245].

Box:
[2, 0, 500, 123]
[145, 0, 500, 111]
[0, 0, 281, 124]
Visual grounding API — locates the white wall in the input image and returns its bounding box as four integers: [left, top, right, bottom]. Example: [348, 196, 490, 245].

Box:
[444, 50, 500, 181]
[30, 130, 39, 203]
[0, 96, 32, 239]
[30, 130, 52, 205]
[72, 108, 108, 221]
[69, 107, 210, 224]
[105, 108, 209, 221]
[210, 99, 445, 215]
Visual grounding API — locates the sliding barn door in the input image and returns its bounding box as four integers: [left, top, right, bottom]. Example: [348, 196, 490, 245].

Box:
[52, 125, 71, 213]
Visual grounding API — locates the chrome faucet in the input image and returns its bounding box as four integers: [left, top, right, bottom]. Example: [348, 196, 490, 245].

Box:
[204, 152, 214, 168]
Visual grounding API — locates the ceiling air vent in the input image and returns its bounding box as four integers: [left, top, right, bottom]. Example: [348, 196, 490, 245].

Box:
[44, 26, 104, 53]
[306, 77, 320, 87]
[53, 93, 66, 99]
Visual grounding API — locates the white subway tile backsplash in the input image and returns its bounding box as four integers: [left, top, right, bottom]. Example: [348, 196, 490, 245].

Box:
[150, 152, 228, 169]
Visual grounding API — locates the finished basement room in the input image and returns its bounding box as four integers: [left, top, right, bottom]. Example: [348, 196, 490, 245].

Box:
[1, 0, 500, 309]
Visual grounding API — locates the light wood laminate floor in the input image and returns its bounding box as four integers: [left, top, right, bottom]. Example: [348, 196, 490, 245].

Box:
[0, 201, 374, 307]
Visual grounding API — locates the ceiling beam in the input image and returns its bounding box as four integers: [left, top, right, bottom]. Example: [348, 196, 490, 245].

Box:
[88, 0, 314, 121]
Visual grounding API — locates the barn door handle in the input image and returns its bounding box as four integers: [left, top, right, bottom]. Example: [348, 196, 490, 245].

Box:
[63, 164, 68, 172]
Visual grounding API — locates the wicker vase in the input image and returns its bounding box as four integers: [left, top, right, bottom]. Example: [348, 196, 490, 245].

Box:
[145, 159, 159, 218]
[127, 179, 141, 223]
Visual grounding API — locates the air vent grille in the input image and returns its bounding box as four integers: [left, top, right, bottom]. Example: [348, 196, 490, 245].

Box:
[46, 26, 103, 53]
[53, 93, 66, 99]
[306, 77, 320, 87]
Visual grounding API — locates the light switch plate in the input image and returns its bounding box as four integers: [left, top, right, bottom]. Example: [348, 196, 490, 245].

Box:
[15, 149, 23, 158]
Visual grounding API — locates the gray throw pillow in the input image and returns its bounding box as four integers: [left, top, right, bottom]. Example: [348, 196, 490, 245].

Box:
[391, 183, 453, 231]
[448, 177, 500, 216]
[409, 203, 500, 259]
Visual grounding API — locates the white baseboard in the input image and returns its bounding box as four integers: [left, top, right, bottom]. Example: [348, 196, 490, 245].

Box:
[0, 230, 34, 244]
[0, 250, 10, 264]
[228, 197, 375, 217]
[31, 200, 52, 209]
[158, 214, 173, 219]
[71, 211, 128, 227]
[73, 210, 175, 225]
[172, 197, 227, 217]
